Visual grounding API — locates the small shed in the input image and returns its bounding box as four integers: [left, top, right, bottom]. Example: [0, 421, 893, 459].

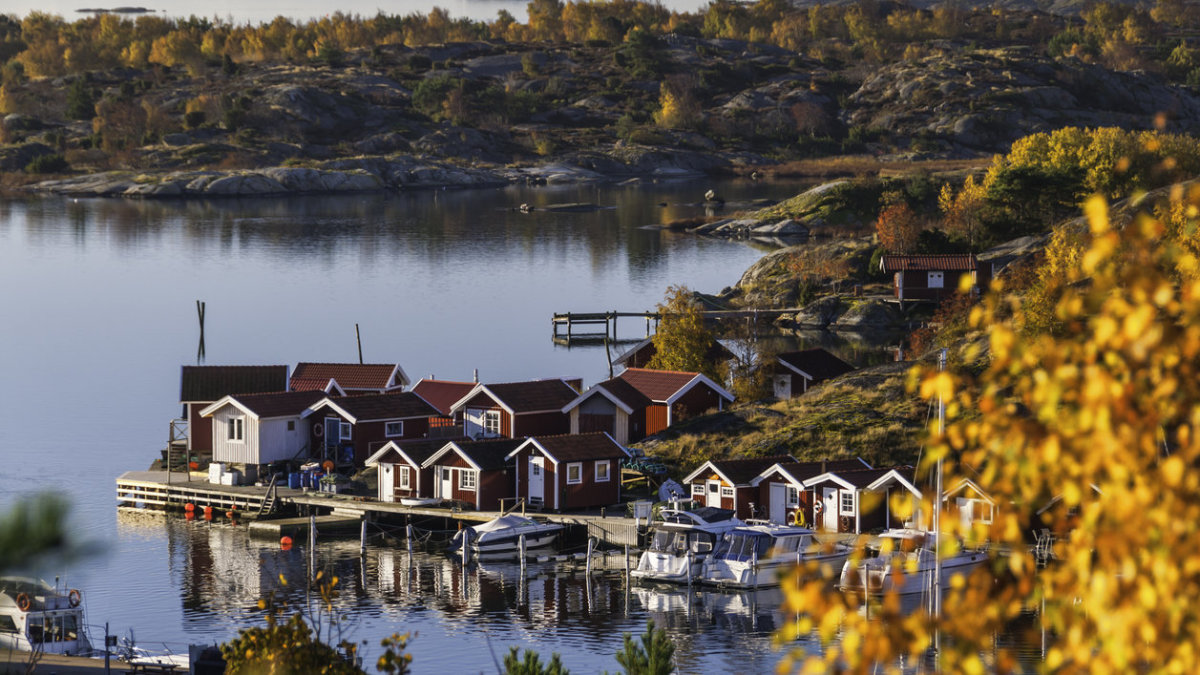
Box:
[880, 254, 990, 302]
[681, 455, 795, 520]
[179, 365, 289, 455]
[199, 390, 325, 484]
[942, 477, 995, 533]
[806, 466, 921, 533]
[421, 438, 523, 511]
[365, 438, 457, 503]
[772, 348, 855, 399]
[302, 392, 440, 468]
[449, 379, 579, 439]
[750, 458, 873, 525]
[506, 433, 631, 510]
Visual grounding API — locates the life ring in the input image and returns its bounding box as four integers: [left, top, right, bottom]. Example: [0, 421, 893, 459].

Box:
[16, 593, 30, 611]
[313, 424, 323, 437]
[68, 589, 81, 607]
[813, 501, 824, 515]
[322, 460, 334, 473]
[792, 509, 804, 526]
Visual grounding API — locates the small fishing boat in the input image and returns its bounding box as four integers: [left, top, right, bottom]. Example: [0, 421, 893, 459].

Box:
[448, 514, 563, 555]
[631, 506, 743, 584]
[838, 528, 987, 596]
[0, 577, 91, 655]
[701, 522, 851, 588]
[399, 497, 442, 507]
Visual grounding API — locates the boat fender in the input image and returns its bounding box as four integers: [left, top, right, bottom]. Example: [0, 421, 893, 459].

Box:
[16, 593, 30, 611]
[68, 589, 81, 607]
[814, 501, 823, 515]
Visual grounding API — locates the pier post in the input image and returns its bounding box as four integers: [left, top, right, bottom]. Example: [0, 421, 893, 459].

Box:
[360, 518, 367, 557]
[309, 514, 317, 575]
[461, 529, 470, 567]
[624, 544, 630, 582]
[519, 534, 527, 571]
[566, 312, 572, 341]
[406, 524, 414, 556]
[686, 549, 693, 589]
[610, 311, 616, 341]
[586, 537, 595, 576]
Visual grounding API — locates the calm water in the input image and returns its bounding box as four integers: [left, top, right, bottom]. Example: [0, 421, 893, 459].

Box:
[7, 0, 714, 25]
[0, 178, 813, 671]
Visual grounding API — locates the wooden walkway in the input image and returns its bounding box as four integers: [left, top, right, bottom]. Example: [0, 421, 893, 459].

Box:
[551, 307, 809, 341]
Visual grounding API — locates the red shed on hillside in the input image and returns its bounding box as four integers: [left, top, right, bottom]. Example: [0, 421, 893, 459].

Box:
[681, 455, 795, 520]
[772, 348, 855, 399]
[880, 254, 990, 302]
[563, 368, 734, 443]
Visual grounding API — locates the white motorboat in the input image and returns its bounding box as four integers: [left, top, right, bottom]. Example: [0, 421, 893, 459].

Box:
[449, 514, 563, 556]
[399, 497, 442, 507]
[838, 528, 987, 596]
[631, 506, 743, 584]
[0, 577, 91, 655]
[701, 522, 851, 588]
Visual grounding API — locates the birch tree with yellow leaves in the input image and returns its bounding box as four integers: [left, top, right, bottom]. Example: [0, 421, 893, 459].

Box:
[778, 184, 1200, 673]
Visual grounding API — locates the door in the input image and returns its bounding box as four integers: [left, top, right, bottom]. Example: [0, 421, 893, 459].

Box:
[324, 418, 341, 460]
[822, 487, 839, 531]
[706, 480, 722, 508]
[773, 374, 791, 400]
[439, 467, 454, 500]
[380, 464, 394, 503]
[529, 457, 545, 506]
[769, 483, 785, 523]
[465, 408, 485, 438]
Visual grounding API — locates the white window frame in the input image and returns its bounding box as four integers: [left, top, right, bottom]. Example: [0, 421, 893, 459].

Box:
[228, 417, 244, 442]
[384, 420, 404, 437]
[595, 460, 611, 483]
[928, 271, 945, 289]
[786, 485, 799, 508]
[483, 410, 501, 436]
[692, 483, 705, 497]
[840, 490, 856, 516]
[720, 487, 734, 498]
[566, 462, 583, 484]
[531, 460, 541, 477]
[459, 469, 477, 491]
[398, 466, 410, 489]
[339, 422, 352, 441]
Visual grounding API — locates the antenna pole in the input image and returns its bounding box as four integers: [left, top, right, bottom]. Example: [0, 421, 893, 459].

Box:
[934, 348, 946, 652]
[355, 323, 363, 364]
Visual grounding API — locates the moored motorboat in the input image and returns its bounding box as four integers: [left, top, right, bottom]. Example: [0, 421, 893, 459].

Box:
[448, 514, 563, 556]
[701, 522, 851, 588]
[631, 506, 742, 584]
[0, 577, 92, 656]
[838, 528, 987, 596]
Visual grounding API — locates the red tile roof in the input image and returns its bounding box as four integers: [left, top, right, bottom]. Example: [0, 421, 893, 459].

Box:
[181, 365, 288, 402]
[313, 392, 439, 422]
[881, 254, 978, 272]
[777, 349, 855, 381]
[474, 380, 579, 413]
[289, 377, 342, 393]
[291, 363, 405, 391]
[411, 379, 477, 416]
[524, 433, 631, 463]
[616, 368, 705, 402]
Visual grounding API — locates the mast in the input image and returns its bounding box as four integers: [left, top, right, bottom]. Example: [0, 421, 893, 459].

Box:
[934, 348, 946, 650]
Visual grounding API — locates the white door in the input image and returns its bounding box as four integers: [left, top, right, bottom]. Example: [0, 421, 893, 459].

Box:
[957, 497, 974, 531]
[773, 374, 791, 400]
[706, 480, 722, 508]
[465, 409, 485, 438]
[769, 483, 785, 523]
[439, 467, 454, 499]
[529, 457, 545, 506]
[380, 464, 394, 503]
[823, 487, 839, 531]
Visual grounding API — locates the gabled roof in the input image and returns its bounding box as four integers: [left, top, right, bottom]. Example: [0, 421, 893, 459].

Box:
[864, 467, 922, 497]
[561, 377, 650, 415]
[941, 477, 993, 505]
[410, 379, 476, 416]
[180, 365, 288, 403]
[507, 433, 632, 464]
[776, 349, 855, 382]
[614, 368, 735, 405]
[199, 390, 325, 420]
[291, 362, 410, 392]
[450, 379, 579, 416]
[302, 392, 439, 424]
[611, 337, 735, 367]
[365, 438, 461, 468]
[880, 253, 978, 273]
[750, 458, 873, 487]
[805, 467, 906, 490]
[422, 438, 524, 472]
[682, 455, 796, 487]
[289, 377, 347, 396]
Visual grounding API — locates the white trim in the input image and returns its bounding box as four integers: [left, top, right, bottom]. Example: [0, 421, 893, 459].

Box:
[941, 477, 994, 506]
[801, 471, 859, 492]
[720, 486, 734, 498]
[384, 420, 404, 437]
[421, 442, 483, 471]
[449, 384, 516, 417]
[661, 373, 735, 407]
[398, 466, 410, 489]
[459, 469, 477, 491]
[339, 422, 352, 441]
[595, 460, 611, 482]
[774, 359, 815, 382]
[839, 489, 856, 516]
[566, 462, 583, 485]
[864, 469, 923, 497]
[227, 416, 245, 442]
[199, 395, 258, 420]
[301, 398, 358, 424]
[561, 385, 636, 415]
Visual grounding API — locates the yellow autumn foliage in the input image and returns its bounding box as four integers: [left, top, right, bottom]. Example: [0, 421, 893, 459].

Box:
[779, 186, 1200, 673]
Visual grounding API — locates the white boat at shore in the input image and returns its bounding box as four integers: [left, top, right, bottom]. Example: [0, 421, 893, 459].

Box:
[399, 497, 442, 507]
[448, 514, 563, 556]
[838, 528, 987, 596]
[701, 522, 851, 588]
[632, 506, 743, 584]
[0, 577, 91, 656]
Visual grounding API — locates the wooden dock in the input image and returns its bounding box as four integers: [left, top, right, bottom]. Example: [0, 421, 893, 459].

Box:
[551, 307, 810, 342]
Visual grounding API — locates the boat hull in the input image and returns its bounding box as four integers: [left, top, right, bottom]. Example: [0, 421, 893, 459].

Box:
[702, 550, 849, 588]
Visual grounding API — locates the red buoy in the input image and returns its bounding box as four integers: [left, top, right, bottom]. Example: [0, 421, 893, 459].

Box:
[185, 511, 195, 521]
[204, 506, 213, 520]
[280, 536, 293, 550]
[184, 503, 195, 512]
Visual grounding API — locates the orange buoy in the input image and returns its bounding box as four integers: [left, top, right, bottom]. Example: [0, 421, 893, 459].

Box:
[204, 506, 213, 520]
[16, 593, 30, 611]
[280, 536, 293, 550]
[184, 503, 195, 512]
[226, 510, 235, 520]
[68, 589, 81, 607]
[185, 511, 195, 521]
[322, 460, 334, 473]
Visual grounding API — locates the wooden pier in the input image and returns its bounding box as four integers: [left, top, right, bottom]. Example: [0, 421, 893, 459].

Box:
[551, 311, 659, 342]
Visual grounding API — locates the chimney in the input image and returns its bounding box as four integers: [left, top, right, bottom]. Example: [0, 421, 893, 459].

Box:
[473, 368, 479, 383]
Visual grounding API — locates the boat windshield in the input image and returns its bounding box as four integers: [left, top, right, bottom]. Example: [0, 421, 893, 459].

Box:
[26, 614, 80, 644]
[713, 533, 769, 561]
[648, 530, 713, 554]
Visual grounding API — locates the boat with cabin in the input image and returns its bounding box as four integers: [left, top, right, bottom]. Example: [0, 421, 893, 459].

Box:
[631, 506, 743, 584]
[448, 514, 563, 556]
[0, 577, 91, 655]
[700, 522, 851, 588]
[838, 528, 987, 596]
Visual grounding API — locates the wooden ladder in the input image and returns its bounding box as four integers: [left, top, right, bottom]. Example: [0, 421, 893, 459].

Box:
[257, 474, 279, 517]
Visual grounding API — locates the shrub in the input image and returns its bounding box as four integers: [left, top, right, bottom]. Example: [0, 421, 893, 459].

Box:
[65, 78, 95, 120]
[184, 110, 205, 129]
[25, 153, 68, 173]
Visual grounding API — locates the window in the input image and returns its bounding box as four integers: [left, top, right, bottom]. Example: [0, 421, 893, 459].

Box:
[228, 417, 244, 442]
[287, 420, 295, 431]
[720, 487, 734, 498]
[459, 470, 477, 490]
[0, 615, 17, 633]
[339, 422, 352, 440]
[786, 486, 799, 508]
[532, 461, 541, 476]
[840, 490, 855, 515]
[928, 271, 945, 289]
[595, 460, 611, 482]
[692, 483, 705, 496]
[566, 462, 582, 484]
[384, 421, 404, 437]
[483, 410, 501, 436]
[399, 467, 410, 489]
